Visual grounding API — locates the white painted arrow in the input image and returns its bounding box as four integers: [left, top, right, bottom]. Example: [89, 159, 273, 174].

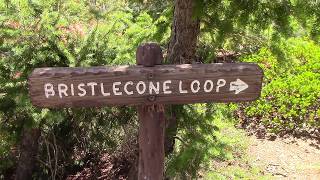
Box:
[229, 79, 249, 94]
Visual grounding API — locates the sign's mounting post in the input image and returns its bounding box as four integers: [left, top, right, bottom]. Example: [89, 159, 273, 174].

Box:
[28, 42, 264, 179]
[136, 43, 165, 180]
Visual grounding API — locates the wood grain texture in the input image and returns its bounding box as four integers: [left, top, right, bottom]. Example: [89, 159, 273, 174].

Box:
[137, 43, 164, 180]
[137, 105, 165, 180]
[28, 63, 263, 108]
[136, 43, 163, 66]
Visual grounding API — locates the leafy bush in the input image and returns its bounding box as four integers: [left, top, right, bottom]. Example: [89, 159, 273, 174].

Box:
[0, 0, 161, 178]
[166, 104, 238, 178]
[241, 38, 320, 133]
[1, 0, 319, 179]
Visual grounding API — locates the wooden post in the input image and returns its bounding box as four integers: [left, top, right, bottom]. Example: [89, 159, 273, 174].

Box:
[136, 43, 165, 180]
[27, 42, 264, 179]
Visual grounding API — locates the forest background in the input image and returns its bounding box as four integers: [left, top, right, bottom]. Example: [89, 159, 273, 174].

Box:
[0, 0, 319, 179]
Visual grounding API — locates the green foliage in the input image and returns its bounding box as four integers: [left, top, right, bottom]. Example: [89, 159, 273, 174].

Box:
[196, 0, 320, 62]
[166, 104, 237, 178]
[0, 0, 162, 178]
[1, 0, 320, 178]
[242, 38, 320, 132]
[204, 119, 269, 179]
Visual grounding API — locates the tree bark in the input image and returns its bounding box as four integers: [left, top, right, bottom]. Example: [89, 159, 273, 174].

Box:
[168, 0, 200, 64]
[15, 128, 41, 180]
[165, 0, 200, 155]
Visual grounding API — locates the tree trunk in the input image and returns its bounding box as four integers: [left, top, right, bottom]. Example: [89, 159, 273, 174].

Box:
[15, 128, 41, 180]
[165, 0, 200, 155]
[168, 0, 200, 64]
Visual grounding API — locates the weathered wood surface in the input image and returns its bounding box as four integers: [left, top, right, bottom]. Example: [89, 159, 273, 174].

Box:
[137, 105, 165, 180]
[137, 43, 165, 180]
[28, 63, 263, 108]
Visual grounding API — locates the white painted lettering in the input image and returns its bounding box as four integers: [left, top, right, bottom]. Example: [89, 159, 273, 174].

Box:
[136, 81, 146, 94]
[124, 81, 134, 95]
[216, 79, 226, 92]
[179, 81, 188, 94]
[58, 83, 68, 98]
[87, 82, 97, 96]
[44, 83, 55, 98]
[149, 81, 160, 94]
[78, 83, 86, 97]
[204, 80, 214, 93]
[113, 82, 122, 96]
[191, 80, 200, 93]
[163, 80, 172, 94]
[70, 84, 75, 96]
[100, 83, 110, 96]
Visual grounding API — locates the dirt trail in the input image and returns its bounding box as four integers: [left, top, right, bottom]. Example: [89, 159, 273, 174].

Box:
[248, 136, 320, 179]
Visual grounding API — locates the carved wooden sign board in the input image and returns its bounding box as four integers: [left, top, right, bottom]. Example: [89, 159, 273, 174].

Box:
[28, 63, 263, 108]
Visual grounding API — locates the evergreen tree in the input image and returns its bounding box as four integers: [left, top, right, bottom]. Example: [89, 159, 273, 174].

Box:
[1, 0, 320, 179]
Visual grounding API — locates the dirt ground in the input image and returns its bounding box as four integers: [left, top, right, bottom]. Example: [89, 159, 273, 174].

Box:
[248, 135, 320, 179]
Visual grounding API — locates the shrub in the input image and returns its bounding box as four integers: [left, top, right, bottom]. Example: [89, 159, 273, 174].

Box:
[241, 38, 320, 133]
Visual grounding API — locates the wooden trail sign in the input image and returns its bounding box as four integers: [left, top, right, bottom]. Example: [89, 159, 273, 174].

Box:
[28, 43, 264, 180]
[28, 63, 263, 108]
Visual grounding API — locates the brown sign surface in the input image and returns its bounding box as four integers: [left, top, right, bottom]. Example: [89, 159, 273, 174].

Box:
[28, 63, 263, 108]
